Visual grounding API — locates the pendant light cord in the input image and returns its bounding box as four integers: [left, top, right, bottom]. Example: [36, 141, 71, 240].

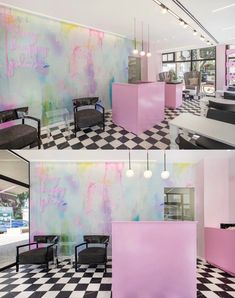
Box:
[129, 149, 131, 170]
[164, 151, 166, 171]
[147, 150, 149, 171]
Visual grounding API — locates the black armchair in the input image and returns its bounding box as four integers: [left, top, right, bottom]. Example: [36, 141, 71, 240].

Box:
[16, 235, 59, 272]
[176, 134, 203, 149]
[73, 97, 105, 133]
[0, 107, 41, 149]
[75, 235, 109, 273]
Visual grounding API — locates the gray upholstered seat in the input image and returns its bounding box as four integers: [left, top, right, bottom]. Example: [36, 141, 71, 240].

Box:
[73, 97, 105, 132]
[18, 247, 53, 264]
[75, 109, 103, 128]
[0, 124, 38, 149]
[75, 235, 109, 273]
[0, 107, 41, 149]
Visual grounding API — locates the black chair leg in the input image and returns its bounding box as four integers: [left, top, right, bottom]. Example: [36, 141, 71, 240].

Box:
[46, 262, 49, 272]
[16, 263, 19, 272]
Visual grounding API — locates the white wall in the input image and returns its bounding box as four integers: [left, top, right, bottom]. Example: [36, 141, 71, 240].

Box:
[229, 177, 235, 222]
[204, 158, 230, 228]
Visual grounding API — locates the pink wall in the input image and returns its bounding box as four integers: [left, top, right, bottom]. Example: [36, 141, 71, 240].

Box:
[112, 221, 197, 298]
[147, 51, 162, 82]
[195, 161, 205, 259]
[230, 177, 235, 222]
[204, 159, 230, 228]
[216, 44, 226, 90]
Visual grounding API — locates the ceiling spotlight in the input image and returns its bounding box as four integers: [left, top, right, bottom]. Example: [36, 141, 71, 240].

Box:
[179, 19, 185, 26]
[183, 23, 188, 28]
[126, 150, 134, 178]
[207, 40, 211, 45]
[200, 36, 205, 41]
[161, 5, 168, 14]
[193, 30, 198, 36]
[144, 150, 152, 179]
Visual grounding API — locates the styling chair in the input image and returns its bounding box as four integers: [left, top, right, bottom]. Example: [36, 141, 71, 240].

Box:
[75, 235, 109, 273]
[175, 134, 203, 149]
[73, 97, 105, 133]
[208, 100, 235, 113]
[16, 235, 59, 272]
[184, 71, 201, 96]
[0, 107, 41, 149]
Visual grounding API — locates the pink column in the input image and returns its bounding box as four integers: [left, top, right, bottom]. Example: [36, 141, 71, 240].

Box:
[112, 221, 197, 298]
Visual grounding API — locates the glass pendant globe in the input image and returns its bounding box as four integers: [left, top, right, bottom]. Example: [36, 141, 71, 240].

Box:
[161, 171, 170, 180]
[133, 49, 139, 55]
[140, 51, 146, 57]
[126, 169, 134, 178]
[144, 170, 152, 179]
[147, 52, 152, 58]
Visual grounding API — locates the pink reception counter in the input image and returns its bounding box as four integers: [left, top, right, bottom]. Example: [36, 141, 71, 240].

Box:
[205, 227, 235, 276]
[112, 221, 197, 298]
[165, 82, 183, 109]
[112, 82, 165, 135]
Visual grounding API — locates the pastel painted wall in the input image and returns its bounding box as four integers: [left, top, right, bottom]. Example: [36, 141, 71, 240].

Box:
[229, 177, 235, 222]
[0, 5, 132, 125]
[204, 158, 230, 228]
[30, 162, 197, 247]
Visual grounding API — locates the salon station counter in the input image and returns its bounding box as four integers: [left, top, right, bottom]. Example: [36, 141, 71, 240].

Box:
[205, 227, 235, 276]
[112, 221, 197, 298]
[112, 82, 165, 135]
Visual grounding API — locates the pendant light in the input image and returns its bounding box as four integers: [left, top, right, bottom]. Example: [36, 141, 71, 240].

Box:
[161, 151, 170, 180]
[140, 22, 146, 57]
[146, 24, 152, 58]
[144, 150, 152, 179]
[126, 150, 134, 178]
[132, 18, 139, 55]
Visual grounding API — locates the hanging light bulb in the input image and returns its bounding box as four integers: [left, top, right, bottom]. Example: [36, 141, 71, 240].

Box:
[161, 151, 170, 180]
[193, 30, 198, 36]
[183, 23, 188, 29]
[140, 21, 146, 57]
[146, 24, 151, 58]
[161, 5, 168, 14]
[126, 150, 134, 178]
[132, 18, 139, 55]
[144, 150, 152, 179]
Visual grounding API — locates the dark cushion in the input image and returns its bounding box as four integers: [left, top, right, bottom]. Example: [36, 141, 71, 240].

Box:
[0, 124, 38, 149]
[196, 136, 235, 149]
[84, 235, 109, 244]
[224, 92, 235, 100]
[73, 97, 99, 107]
[19, 247, 53, 264]
[75, 109, 103, 128]
[78, 247, 106, 264]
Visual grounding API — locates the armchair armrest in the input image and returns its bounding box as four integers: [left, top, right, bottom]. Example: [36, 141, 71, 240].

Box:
[16, 242, 38, 255]
[45, 243, 57, 261]
[22, 115, 41, 141]
[95, 103, 105, 114]
[75, 242, 87, 254]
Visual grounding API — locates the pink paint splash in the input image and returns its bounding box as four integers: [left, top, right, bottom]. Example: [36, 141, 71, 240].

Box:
[89, 29, 104, 48]
[87, 51, 97, 94]
[70, 46, 80, 78]
[86, 182, 96, 213]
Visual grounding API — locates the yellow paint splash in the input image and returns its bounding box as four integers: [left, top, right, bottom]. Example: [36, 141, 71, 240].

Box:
[174, 163, 192, 175]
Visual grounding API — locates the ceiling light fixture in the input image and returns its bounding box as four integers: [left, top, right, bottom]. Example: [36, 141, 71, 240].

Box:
[200, 36, 205, 41]
[179, 19, 185, 26]
[161, 4, 168, 14]
[132, 18, 139, 55]
[147, 24, 152, 58]
[161, 151, 170, 180]
[213, 3, 235, 13]
[126, 150, 134, 178]
[193, 30, 198, 36]
[144, 150, 152, 179]
[183, 23, 188, 29]
[207, 40, 211, 45]
[140, 21, 146, 57]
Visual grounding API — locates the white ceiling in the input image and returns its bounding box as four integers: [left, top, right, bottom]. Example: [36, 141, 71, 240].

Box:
[14, 150, 235, 164]
[1, 0, 234, 51]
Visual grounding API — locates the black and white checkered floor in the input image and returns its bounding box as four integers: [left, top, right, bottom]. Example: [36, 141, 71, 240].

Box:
[35, 99, 201, 150]
[0, 258, 235, 297]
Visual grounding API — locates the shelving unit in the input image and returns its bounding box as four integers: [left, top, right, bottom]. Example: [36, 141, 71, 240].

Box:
[226, 49, 235, 86]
